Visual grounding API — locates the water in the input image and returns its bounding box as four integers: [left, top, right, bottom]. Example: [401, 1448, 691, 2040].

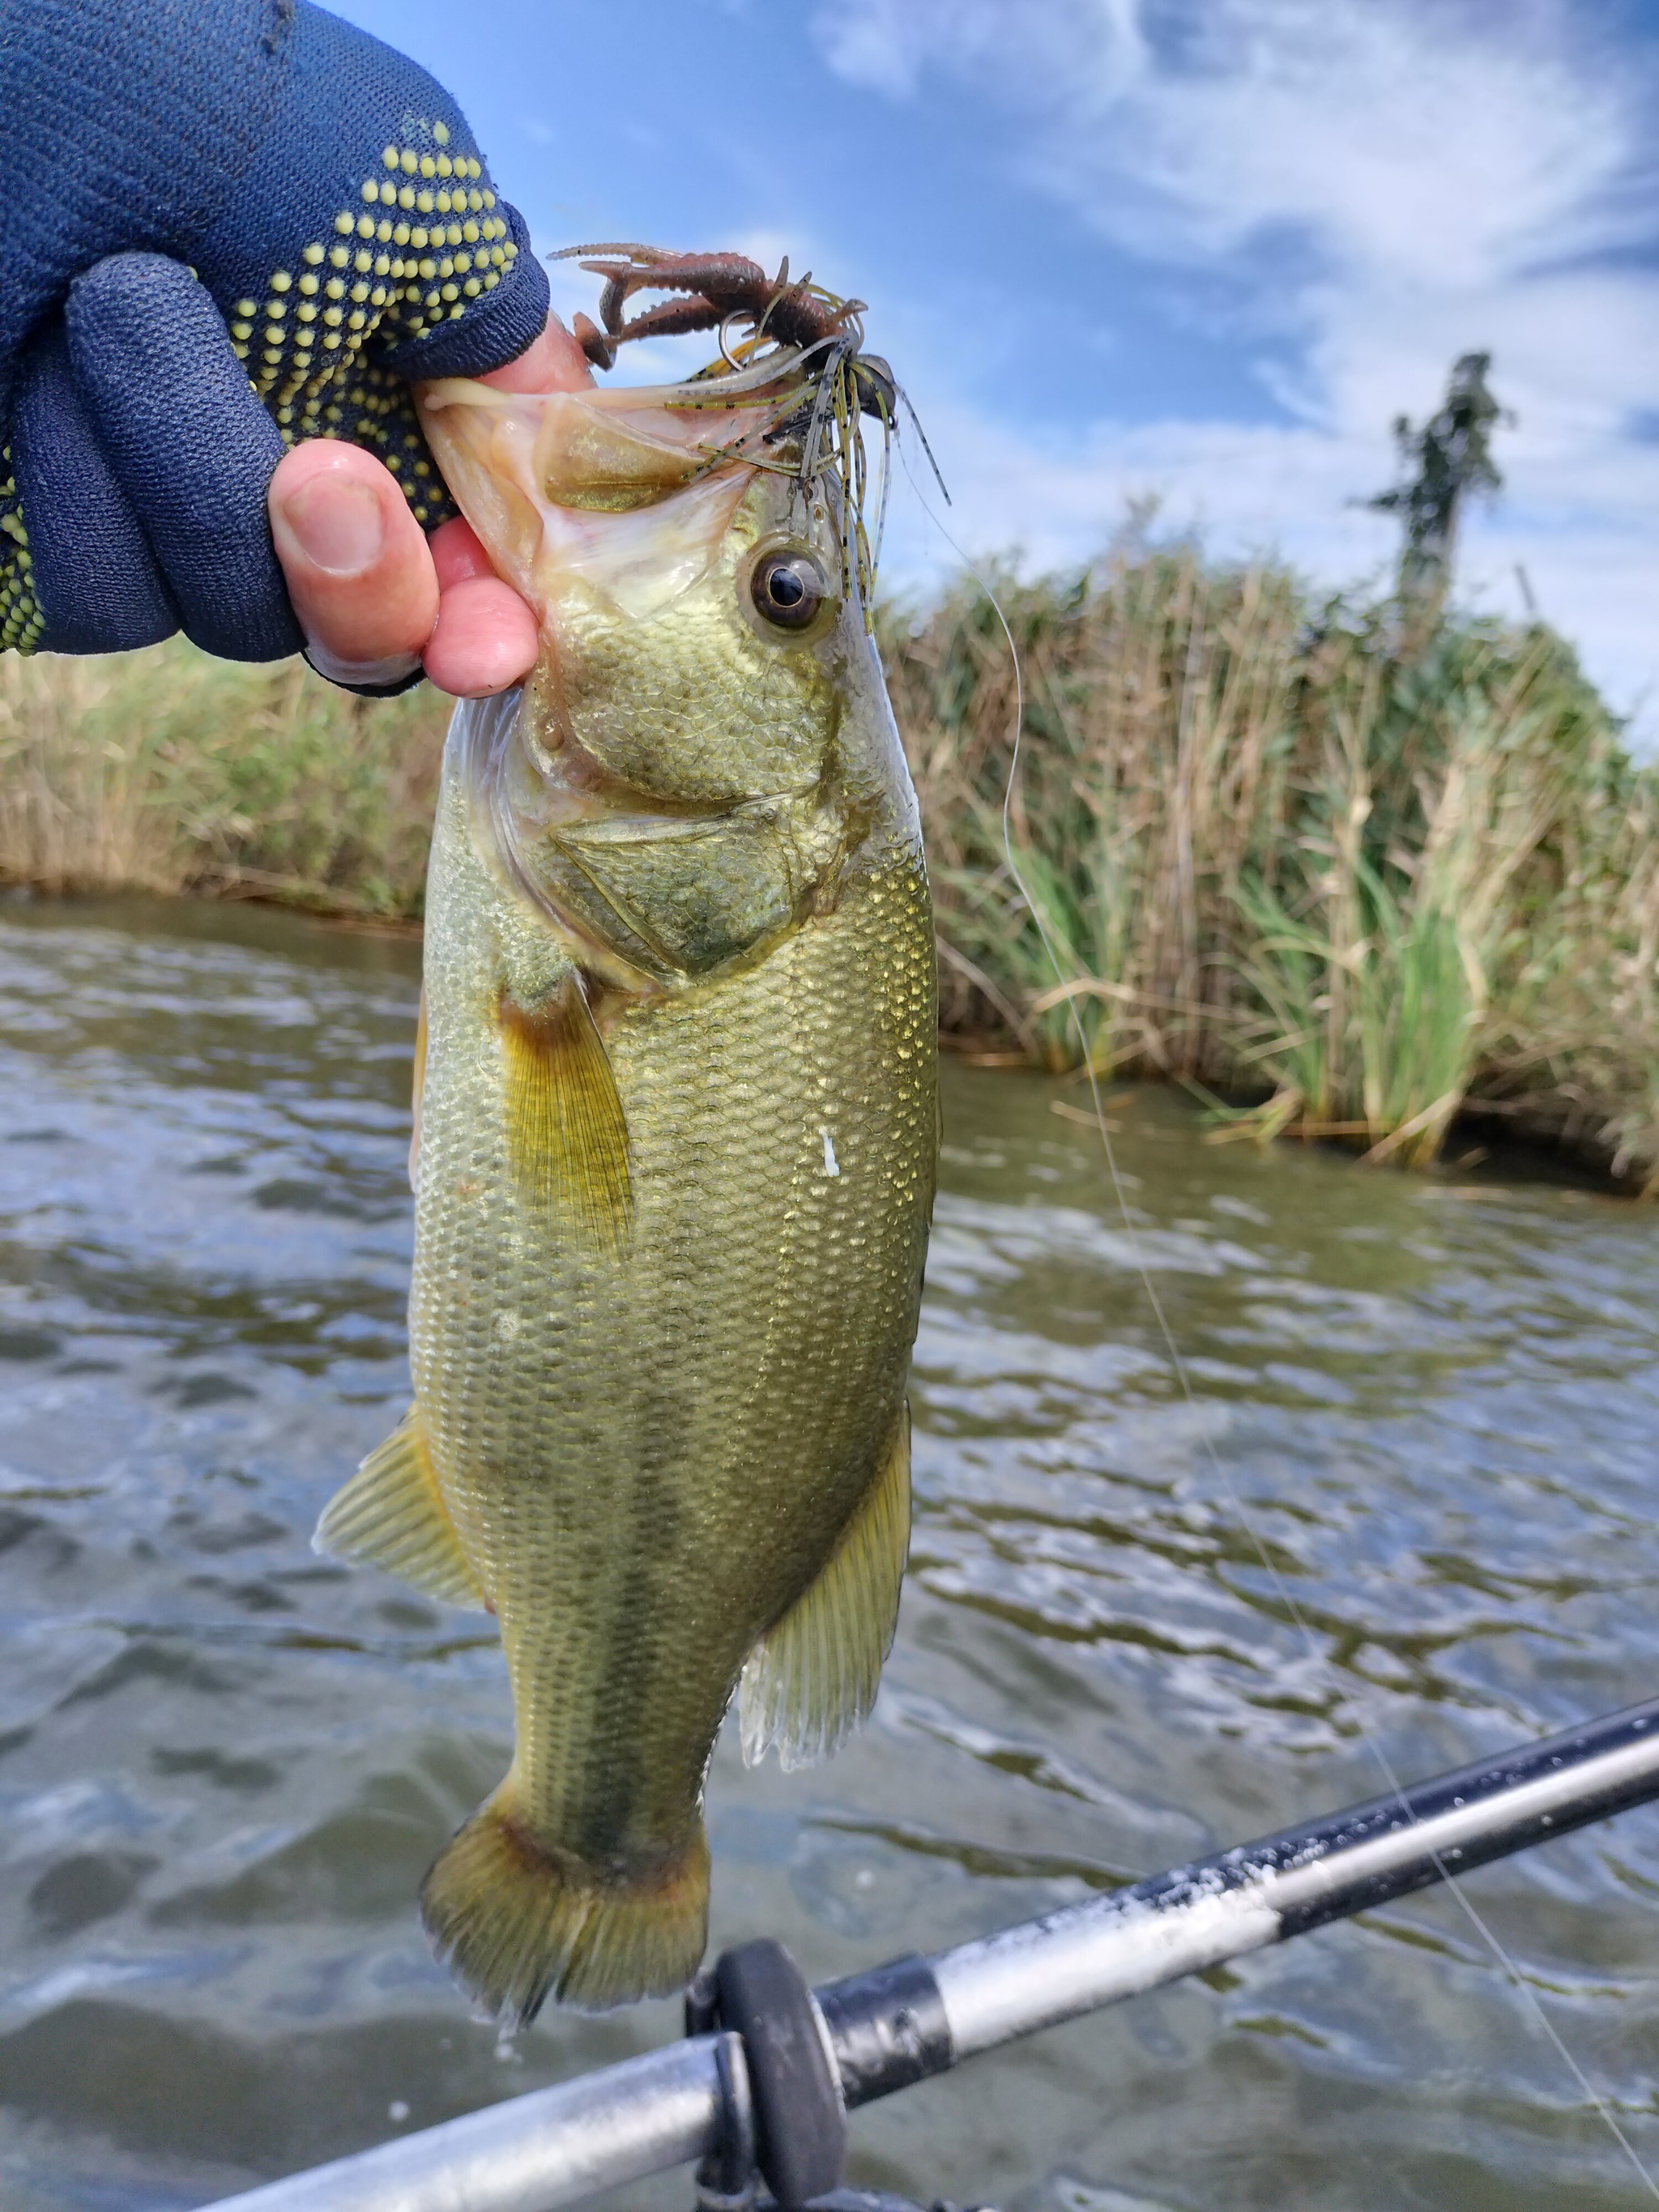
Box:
[2, 894, 1659, 2212]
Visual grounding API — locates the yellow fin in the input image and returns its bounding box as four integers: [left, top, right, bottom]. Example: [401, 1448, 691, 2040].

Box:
[498, 974, 633, 1253]
[740, 1406, 911, 1772]
[313, 1409, 488, 1612]
[420, 1777, 709, 2024]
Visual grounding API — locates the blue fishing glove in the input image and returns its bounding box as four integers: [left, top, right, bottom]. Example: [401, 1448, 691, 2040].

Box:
[0, 0, 549, 673]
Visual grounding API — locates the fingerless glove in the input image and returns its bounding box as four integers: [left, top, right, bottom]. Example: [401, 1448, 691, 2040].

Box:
[0, 0, 549, 662]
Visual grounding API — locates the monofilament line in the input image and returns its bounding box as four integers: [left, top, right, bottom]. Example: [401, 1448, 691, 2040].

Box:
[897, 458, 1659, 2202]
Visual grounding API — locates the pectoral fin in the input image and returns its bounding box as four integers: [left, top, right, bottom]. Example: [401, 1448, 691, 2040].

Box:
[739, 1406, 911, 1771]
[499, 974, 633, 1254]
[313, 1409, 489, 1612]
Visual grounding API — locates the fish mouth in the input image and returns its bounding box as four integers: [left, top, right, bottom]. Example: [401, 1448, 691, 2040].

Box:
[418, 258, 896, 622]
[420, 347, 809, 513]
[416, 357, 832, 640]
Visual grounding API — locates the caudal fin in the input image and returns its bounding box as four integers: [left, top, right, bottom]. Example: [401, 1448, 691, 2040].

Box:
[420, 1784, 709, 2024]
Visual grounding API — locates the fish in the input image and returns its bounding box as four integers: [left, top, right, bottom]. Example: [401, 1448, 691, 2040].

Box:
[312, 318, 937, 2024]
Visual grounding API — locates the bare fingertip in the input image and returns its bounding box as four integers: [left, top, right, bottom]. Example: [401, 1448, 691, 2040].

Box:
[424, 577, 539, 698]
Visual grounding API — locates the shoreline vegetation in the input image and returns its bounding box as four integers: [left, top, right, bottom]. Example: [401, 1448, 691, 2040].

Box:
[3, 547, 1657, 1188]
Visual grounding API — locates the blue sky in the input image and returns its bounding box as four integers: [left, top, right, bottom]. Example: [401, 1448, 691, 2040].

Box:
[335, 0, 1659, 731]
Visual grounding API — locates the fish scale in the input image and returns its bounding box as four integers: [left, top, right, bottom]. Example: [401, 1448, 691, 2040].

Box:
[315, 352, 937, 2023]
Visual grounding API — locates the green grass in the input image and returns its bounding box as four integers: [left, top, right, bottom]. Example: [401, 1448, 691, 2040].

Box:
[4, 548, 1657, 1184]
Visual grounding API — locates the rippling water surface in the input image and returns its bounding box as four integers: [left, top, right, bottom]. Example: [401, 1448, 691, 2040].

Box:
[3, 895, 1659, 2212]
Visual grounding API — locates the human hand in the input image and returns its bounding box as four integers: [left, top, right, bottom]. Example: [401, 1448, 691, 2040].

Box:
[0, 0, 554, 694]
[267, 317, 593, 697]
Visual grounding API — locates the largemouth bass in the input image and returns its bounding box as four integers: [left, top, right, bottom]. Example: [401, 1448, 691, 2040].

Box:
[313, 332, 937, 2023]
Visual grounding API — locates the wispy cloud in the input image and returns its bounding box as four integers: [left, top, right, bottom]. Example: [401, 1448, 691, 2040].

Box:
[815, 0, 1659, 723]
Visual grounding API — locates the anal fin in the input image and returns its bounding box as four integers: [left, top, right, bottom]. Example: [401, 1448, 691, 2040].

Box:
[740, 1406, 911, 1772]
[313, 1408, 488, 1612]
[499, 973, 633, 1254]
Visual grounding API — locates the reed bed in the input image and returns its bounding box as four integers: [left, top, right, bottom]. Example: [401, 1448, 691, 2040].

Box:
[2, 548, 1657, 1183]
[0, 641, 447, 914]
[884, 548, 1659, 1183]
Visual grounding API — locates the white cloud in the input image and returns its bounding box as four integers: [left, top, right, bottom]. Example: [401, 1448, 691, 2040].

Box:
[815, 0, 1659, 731]
[816, 0, 1127, 102]
[1030, 1, 1635, 287]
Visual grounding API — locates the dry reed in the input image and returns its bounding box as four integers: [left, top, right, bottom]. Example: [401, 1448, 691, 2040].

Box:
[884, 545, 1659, 1183]
[0, 641, 448, 914]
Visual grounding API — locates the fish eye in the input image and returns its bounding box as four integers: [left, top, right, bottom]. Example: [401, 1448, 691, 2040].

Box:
[749, 550, 828, 632]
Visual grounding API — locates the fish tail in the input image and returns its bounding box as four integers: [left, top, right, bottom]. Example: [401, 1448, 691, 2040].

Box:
[420, 1780, 710, 2025]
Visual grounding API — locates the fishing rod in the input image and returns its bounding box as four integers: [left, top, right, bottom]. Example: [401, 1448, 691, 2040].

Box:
[203, 1694, 1659, 2212]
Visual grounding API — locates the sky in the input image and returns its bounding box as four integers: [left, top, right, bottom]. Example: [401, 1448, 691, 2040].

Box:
[335, 0, 1659, 733]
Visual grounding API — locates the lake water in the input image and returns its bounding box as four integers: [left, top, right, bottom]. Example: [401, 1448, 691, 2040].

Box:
[3, 894, 1659, 2212]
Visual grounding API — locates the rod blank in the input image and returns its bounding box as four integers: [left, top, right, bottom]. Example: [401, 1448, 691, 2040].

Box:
[205, 2038, 728, 2212]
[932, 1697, 1659, 2060]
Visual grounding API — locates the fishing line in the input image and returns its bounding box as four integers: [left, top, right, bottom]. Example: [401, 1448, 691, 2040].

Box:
[894, 454, 1659, 2200]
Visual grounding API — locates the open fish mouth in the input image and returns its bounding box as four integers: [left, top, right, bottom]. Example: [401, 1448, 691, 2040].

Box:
[420, 242, 915, 624]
